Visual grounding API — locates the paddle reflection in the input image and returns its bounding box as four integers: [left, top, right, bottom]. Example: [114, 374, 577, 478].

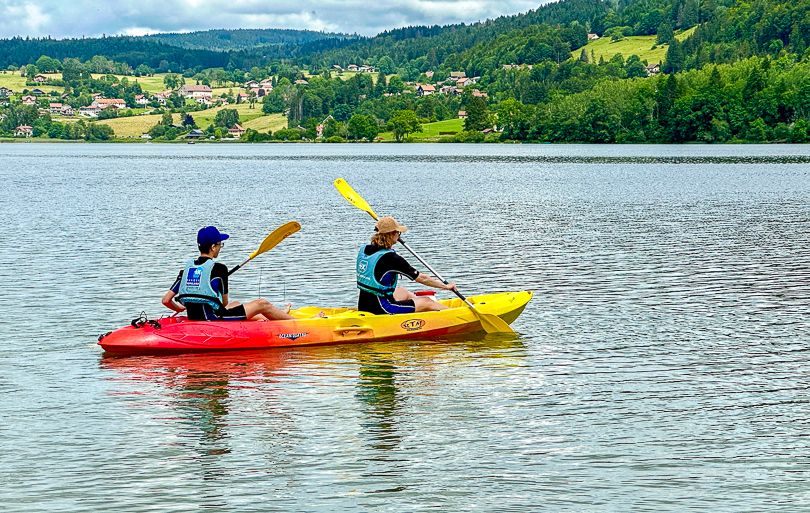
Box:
[99, 336, 527, 465]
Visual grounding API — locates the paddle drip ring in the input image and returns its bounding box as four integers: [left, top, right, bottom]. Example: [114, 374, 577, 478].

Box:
[131, 312, 162, 330]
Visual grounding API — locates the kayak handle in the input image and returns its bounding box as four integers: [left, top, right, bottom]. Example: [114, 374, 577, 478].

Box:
[334, 326, 373, 336]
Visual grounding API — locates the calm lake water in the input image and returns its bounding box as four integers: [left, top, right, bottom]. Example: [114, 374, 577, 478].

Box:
[3, 143, 810, 512]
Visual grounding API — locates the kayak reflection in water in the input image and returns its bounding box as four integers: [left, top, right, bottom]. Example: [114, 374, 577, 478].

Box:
[357, 216, 458, 315]
[162, 226, 322, 321]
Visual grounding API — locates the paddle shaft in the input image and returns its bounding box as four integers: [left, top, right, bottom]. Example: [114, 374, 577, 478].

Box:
[225, 221, 302, 277]
[228, 258, 251, 276]
[359, 208, 475, 307]
[397, 237, 476, 308]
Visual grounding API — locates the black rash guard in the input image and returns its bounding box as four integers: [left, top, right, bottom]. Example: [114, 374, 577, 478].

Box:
[357, 245, 420, 314]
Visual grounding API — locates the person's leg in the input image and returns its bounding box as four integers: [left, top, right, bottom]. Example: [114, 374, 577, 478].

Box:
[243, 299, 294, 320]
[224, 301, 267, 321]
[413, 296, 449, 312]
[392, 287, 417, 301]
[242, 299, 325, 320]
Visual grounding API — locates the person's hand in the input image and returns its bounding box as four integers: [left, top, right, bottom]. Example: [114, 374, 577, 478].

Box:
[444, 282, 458, 293]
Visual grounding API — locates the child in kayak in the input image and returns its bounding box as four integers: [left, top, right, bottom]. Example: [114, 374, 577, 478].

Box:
[357, 216, 457, 315]
[162, 226, 317, 321]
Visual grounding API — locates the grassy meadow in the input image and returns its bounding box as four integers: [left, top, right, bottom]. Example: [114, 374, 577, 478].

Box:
[241, 113, 287, 133]
[378, 118, 464, 141]
[96, 102, 277, 137]
[0, 72, 63, 94]
[576, 27, 696, 64]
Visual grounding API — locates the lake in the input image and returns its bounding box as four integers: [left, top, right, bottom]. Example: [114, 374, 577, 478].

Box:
[3, 142, 810, 512]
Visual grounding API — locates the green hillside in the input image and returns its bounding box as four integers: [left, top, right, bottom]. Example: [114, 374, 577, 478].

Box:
[4, 0, 810, 144]
[576, 27, 696, 65]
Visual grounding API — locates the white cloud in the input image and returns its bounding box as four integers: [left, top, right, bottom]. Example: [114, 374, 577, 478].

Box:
[0, 0, 550, 39]
[1, 3, 52, 35]
[121, 27, 158, 37]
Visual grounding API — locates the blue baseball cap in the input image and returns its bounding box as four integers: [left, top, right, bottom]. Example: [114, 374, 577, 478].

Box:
[197, 226, 229, 246]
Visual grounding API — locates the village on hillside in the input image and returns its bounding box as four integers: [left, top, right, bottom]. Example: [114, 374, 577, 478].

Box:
[0, 61, 512, 140]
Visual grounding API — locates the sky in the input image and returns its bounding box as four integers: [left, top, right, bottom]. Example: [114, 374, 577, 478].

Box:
[0, 0, 545, 40]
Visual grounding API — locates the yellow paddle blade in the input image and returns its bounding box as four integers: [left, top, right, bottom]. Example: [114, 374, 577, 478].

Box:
[249, 221, 301, 259]
[475, 310, 515, 334]
[334, 178, 379, 220]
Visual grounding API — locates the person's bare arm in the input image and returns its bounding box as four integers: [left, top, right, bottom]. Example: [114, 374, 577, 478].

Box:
[162, 290, 186, 313]
[415, 273, 458, 292]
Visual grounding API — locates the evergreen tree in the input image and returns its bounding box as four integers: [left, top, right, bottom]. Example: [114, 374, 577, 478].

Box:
[657, 22, 674, 45]
[580, 48, 589, 63]
[662, 39, 685, 73]
[464, 96, 490, 131]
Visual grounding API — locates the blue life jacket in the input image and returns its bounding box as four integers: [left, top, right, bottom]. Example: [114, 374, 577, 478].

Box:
[357, 247, 397, 297]
[177, 258, 224, 309]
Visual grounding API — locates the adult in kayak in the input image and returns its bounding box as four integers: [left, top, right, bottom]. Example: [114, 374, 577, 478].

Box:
[162, 226, 298, 321]
[357, 216, 458, 315]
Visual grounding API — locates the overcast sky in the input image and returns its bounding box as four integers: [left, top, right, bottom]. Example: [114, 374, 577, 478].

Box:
[0, 0, 545, 40]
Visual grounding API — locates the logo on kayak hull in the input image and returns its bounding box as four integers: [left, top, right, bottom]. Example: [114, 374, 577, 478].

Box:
[278, 332, 308, 341]
[401, 319, 426, 331]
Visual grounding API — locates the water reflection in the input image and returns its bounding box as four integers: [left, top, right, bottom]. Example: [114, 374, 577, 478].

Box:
[356, 354, 401, 451]
[101, 350, 294, 462]
[100, 337, 528, 464]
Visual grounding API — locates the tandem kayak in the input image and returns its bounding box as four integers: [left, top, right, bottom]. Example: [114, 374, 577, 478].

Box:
[98, 291, 532, 353]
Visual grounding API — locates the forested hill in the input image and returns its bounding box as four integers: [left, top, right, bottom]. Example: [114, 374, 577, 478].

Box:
[0, 36, 230, 71]
[141, 28, 356, 52]
[283, 0, 661, 71]
[286, 0, 810, 80]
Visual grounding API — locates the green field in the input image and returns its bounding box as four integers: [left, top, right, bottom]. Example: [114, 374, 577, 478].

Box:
[0, 72, 63, 94]
[576, 27, 696, 64]
[96, 112, 173, 137]
[241, 113, 287, 133]
[378, 118, 464, 141]
[189, 103, 267, 128]
[96, 103, 276, 137]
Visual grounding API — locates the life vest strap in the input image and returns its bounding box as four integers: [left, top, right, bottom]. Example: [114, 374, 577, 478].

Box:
[177, 293, 224, 309]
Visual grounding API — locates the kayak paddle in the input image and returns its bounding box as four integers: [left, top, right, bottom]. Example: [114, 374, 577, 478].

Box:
[228, 221, 301, 276]
[334, 178, 514, 334]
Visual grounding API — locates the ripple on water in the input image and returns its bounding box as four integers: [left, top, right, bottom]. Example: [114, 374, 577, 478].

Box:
[3, 144, 810, 511]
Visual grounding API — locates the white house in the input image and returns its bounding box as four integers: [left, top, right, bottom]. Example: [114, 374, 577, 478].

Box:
[92, 99, 127, 109]
[15, 125, 33, 137]
[228, 123, 246, 137]
[178, 84, 213, 99]
[416, 84, 436, 96]
[79, 105, 101, 117]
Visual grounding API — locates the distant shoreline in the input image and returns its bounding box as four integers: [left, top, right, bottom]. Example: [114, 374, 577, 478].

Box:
[0, 138, 791, 144]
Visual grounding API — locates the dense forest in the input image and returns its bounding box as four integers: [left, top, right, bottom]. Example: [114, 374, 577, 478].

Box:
[141, 28, 355, 52]
[0, 36, 230, 72]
